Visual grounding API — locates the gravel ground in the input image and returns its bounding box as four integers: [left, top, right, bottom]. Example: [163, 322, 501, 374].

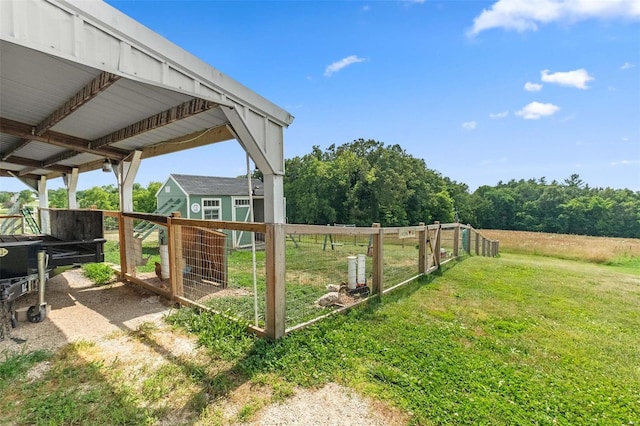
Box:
[0, 268, 408, 425]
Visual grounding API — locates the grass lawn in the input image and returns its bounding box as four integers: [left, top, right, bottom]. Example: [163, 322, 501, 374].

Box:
[2, 249, 639, 424]
[207, 253, 638, 425]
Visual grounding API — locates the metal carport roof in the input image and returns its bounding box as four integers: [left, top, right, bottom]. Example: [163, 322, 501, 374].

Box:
[0, 0, 293, 200]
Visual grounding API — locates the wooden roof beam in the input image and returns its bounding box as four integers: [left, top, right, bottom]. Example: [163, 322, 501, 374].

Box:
[91, 97, 218, 149]
[0, 117, 128, 160]
[3, 155, 72, 174]
[34, 71, 121, 136]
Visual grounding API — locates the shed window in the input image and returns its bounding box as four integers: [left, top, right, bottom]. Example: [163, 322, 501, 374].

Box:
[202, 199, 220, 220]
[234, 199, 250, 207]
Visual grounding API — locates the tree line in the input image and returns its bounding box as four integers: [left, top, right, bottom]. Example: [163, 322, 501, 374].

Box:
[282, 140, 639, 238]
[2, 139, 638, 238]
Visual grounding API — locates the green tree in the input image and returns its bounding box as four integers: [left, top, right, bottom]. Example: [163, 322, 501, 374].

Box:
[133, 182, 162, 213]
[48, 188, 68, 208]
[18, 190, 35, 204]
[77, 185, 119, 210]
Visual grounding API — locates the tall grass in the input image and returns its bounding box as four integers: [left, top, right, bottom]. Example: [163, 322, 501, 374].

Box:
[481, 229, 640, 265]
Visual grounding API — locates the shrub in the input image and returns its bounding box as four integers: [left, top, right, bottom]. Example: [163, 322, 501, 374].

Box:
[82, 263, 115, 286]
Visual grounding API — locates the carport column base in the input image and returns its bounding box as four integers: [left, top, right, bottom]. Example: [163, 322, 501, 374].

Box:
[265, 223, 286, 340]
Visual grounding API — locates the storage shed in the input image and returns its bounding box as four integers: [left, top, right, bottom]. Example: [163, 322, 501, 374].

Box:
[158, 174, 264, 248]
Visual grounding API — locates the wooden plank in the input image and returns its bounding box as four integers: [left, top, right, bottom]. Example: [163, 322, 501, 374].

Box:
[122, 212, 169, 224]
[170, 218, 266, 233]
[3, 155, 72, 174]
[265, 223, 286, 340]
[118, 212, 127, 280]
[123, 274, 170, 299]
[140, 125, 234, 159]
[285, 223, 377, 235]
[453, 223, 460, 257]
[168, 213, 184, 298]
[35, 72, 121, 136]
[371, 223, 383, 296]
[0, 117, 127, 160]
[92, 98, 218, 149]
[48, 209, 103, 241]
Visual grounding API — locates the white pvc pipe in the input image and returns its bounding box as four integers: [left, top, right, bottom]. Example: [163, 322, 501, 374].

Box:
[159, 245, 170, 279]
[357, 254, 366, 284]
[347, 256, 357, 289]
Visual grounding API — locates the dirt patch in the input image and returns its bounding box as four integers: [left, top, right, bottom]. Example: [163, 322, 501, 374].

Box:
[1, 268, 408, 425]
[0, 267, 173, 353]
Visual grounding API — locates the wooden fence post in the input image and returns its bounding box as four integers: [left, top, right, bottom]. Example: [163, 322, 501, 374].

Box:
[371, 223, 383, 297]
[495, 240, 500, 256]
[117, 212, 126, 280]
[122, 215, 136, 275]
[434, 221, 441, 268]
[265, 223, 286, 340]
[453, 222, 460, 258]
[481, 238, 486, 256]
[475, 231, 480, 256]
[168, 212, 183, 300]
[418, 222, 426, 274]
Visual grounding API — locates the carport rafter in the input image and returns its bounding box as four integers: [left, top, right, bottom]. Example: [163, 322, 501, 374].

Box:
[2, 155, 72, 175]
[34, 71, 121, 137]
[0, 118, 128, 161]
[90, 97, 219, 150]
[0, 71, 121, 163]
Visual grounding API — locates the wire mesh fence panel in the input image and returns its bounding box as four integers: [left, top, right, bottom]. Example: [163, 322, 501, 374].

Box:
[0, 216, 24, 235]
[440, 228, 456, 260]
[176, 225, 267, 328]
[284, 232, 373, 329]
[381, 233, 421, 290]
[102, 212, 121, 269]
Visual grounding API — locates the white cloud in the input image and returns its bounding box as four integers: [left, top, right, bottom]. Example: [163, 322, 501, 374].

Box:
[610, 159, 640, 166]
[324, 55, 366, 77]
[541, 68, 594, 89]
[468, 0, 640, 37]
[621, 62, 636, 70]
[524, 82, 543, 92]
[489, 111, 509, 119]
[515, 101, 560, 119]
[462, 121, 478, 130]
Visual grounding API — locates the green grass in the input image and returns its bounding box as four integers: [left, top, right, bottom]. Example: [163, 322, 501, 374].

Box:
[178, 254, 640, 425]
[5, 251, 637, 424]
[208, 237, 423, 327]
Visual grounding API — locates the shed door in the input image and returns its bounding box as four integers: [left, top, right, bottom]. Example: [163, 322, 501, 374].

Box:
[233, 198, 251, 248]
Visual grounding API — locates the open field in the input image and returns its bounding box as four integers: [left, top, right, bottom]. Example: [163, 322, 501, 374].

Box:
[481, 229, 640, 266]
[2, 230, 639, 424]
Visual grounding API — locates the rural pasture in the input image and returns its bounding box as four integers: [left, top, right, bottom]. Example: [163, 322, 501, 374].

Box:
[1, 231, 638, 425]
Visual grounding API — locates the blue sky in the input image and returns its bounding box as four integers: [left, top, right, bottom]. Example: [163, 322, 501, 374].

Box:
[5, 0, 640, 193]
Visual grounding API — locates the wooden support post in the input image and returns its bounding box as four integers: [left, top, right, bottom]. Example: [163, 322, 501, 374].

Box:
[434, 221, 441, 268]
[495, 241, 500, 256]
[466, 225, 472, 255]
[482, 238, 486, 256]
[266, 223, 286, 340]
[418, 222, 426, 274]
[117, 212, 126, 280]
[371, 223, 383, 296]
[123, 216, 136, 275]
[168, 212, 183, 299]
[453, 222, 460, 258]
[475, 231, 480, 255]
